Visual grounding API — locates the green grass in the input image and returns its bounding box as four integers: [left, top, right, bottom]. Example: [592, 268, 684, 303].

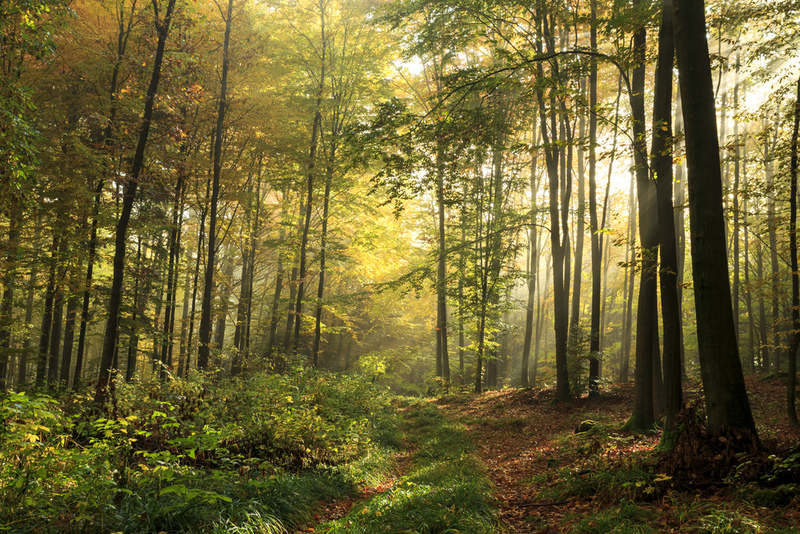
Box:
[319, 400, 498, 534]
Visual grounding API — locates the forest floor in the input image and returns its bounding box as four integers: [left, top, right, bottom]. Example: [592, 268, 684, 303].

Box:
[435, 376, 800, 533]
[304, 376, 800, 533]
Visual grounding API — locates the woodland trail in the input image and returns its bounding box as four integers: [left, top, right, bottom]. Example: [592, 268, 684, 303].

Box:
[436, 385, 645, 533]
[298, 378, 800, 533]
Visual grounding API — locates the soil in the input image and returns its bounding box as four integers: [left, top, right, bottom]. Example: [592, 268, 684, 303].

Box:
[436, 376, 800, 533]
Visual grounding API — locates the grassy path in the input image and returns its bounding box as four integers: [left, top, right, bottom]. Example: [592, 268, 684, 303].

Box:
[316, 398, 499, 534]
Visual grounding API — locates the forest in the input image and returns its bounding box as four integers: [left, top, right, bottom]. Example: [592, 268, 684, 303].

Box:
[2, 0, 800, 531]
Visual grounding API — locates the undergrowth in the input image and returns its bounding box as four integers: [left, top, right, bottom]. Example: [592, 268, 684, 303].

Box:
[0, 368, 400, 533]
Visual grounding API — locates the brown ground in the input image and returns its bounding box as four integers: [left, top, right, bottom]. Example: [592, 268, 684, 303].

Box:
[436, 376, 800, 533]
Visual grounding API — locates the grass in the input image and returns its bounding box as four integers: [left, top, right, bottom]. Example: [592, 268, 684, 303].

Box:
[319, 399, 498, 534]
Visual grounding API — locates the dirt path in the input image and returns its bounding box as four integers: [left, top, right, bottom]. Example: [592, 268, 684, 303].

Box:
[436, 385, 653, 533]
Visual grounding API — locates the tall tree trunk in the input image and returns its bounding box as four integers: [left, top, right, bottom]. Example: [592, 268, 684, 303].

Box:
[293, 2, 327, 358]
[521, 123, 541, 388]
[59, 266, 80, 388]
[619, 167, 637, 383]
[18, 219, 41, 385]
[0, 207, 21, 389]
[435, 141, 450, 382]
[624, 0, 659, 430]
[786, 74, 800, 428]
[587, 0, 601, 396]
[674, 91, 687, 378]
[47, 237, 67, 386]
[313, 158, 334, 367]
[160, 171, 185, 375]
[673, 0, 758, 437]
[535, 8, 570, 401]
[198, 0, 234, 370]
[213, 253, 235, 361]
[97, 0, 178, 402]
[652, 0, 682, 440]
[177, 264, 191, 377]
[126, 237, 145, 381]
[766, 118, 779, 371]
[36, 235, 59, 387]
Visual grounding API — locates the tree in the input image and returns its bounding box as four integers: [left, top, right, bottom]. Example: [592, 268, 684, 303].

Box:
[0, 0, 65, 388]
[673, 0, 758, 438]
[97, 0, 178, 401]
[787, 73, 800, 428]
[197, 0, 234, 370]
[652, 0, 682, 440]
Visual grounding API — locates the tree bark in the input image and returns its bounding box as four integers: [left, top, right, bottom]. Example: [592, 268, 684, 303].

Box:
[97, 0, 177, 402]
[198, 0, 234, 370]
[786, 74, 800, 428]
[624, 0, 659, 430]
[673, 0, 758, 437]
[652, 0, 683, 440]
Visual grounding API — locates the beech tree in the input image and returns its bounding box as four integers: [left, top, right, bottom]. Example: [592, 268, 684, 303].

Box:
[673, 0, 757, 438]
[97, 0, 178, 400]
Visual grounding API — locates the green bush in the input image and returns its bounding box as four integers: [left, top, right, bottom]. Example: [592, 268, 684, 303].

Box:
[0, 369, 397, 533]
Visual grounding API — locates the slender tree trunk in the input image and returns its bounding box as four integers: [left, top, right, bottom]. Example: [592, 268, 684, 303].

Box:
[127, 238, 144, 381]
[0, 209, 21, 389]
[521, 124, 541, 388]
[47, 238, 67, 386]
[757, 243, 769, 371]
[18, 220, 41, 385]
[160, 171, 185, 375]
[619, 167, 637, 383]
[766, 118, 779, 372]
[213, 253, 235, 362]
[435, 141, 450, 382]
[313, 158, 334, 367]
[59, 267, 80, 388]
[293, 2, 327, 358]
[653, 0, 682, 440]
[36, 235, 59, 387]
[535, 8, 570, 401]
[624, 0, 658, 430]
[198, 0, 234, 370]
[97, 0, 178, 402]
[732, 60, 742, 350]
[786, 74, 800, 428]
[587, 0, 601, 396]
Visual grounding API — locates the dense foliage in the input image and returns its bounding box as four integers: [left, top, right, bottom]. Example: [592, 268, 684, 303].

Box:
[0, 370, 397, 533]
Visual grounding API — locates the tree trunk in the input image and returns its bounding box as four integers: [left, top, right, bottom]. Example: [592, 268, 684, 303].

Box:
[313, 158, 334, 367]
[293, 2, 327, 358]
[673, 0, 758, 437]
[59, 267, 80, 388]
[97, 0, 177, 402]
[0, 208, 21, 389]
[198, 0, 234, 370]
[652, 0, 683, 440]
[18, 219, 41, 385]
[786, 73, 800, 428]
[587, 0, 601, 396]
[435, 140, 450, 382]
[535, 9, 570, 401]
[624, 0, 659, 430]
[36, 235, 59, 387]
[521, 123, 541, 388]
